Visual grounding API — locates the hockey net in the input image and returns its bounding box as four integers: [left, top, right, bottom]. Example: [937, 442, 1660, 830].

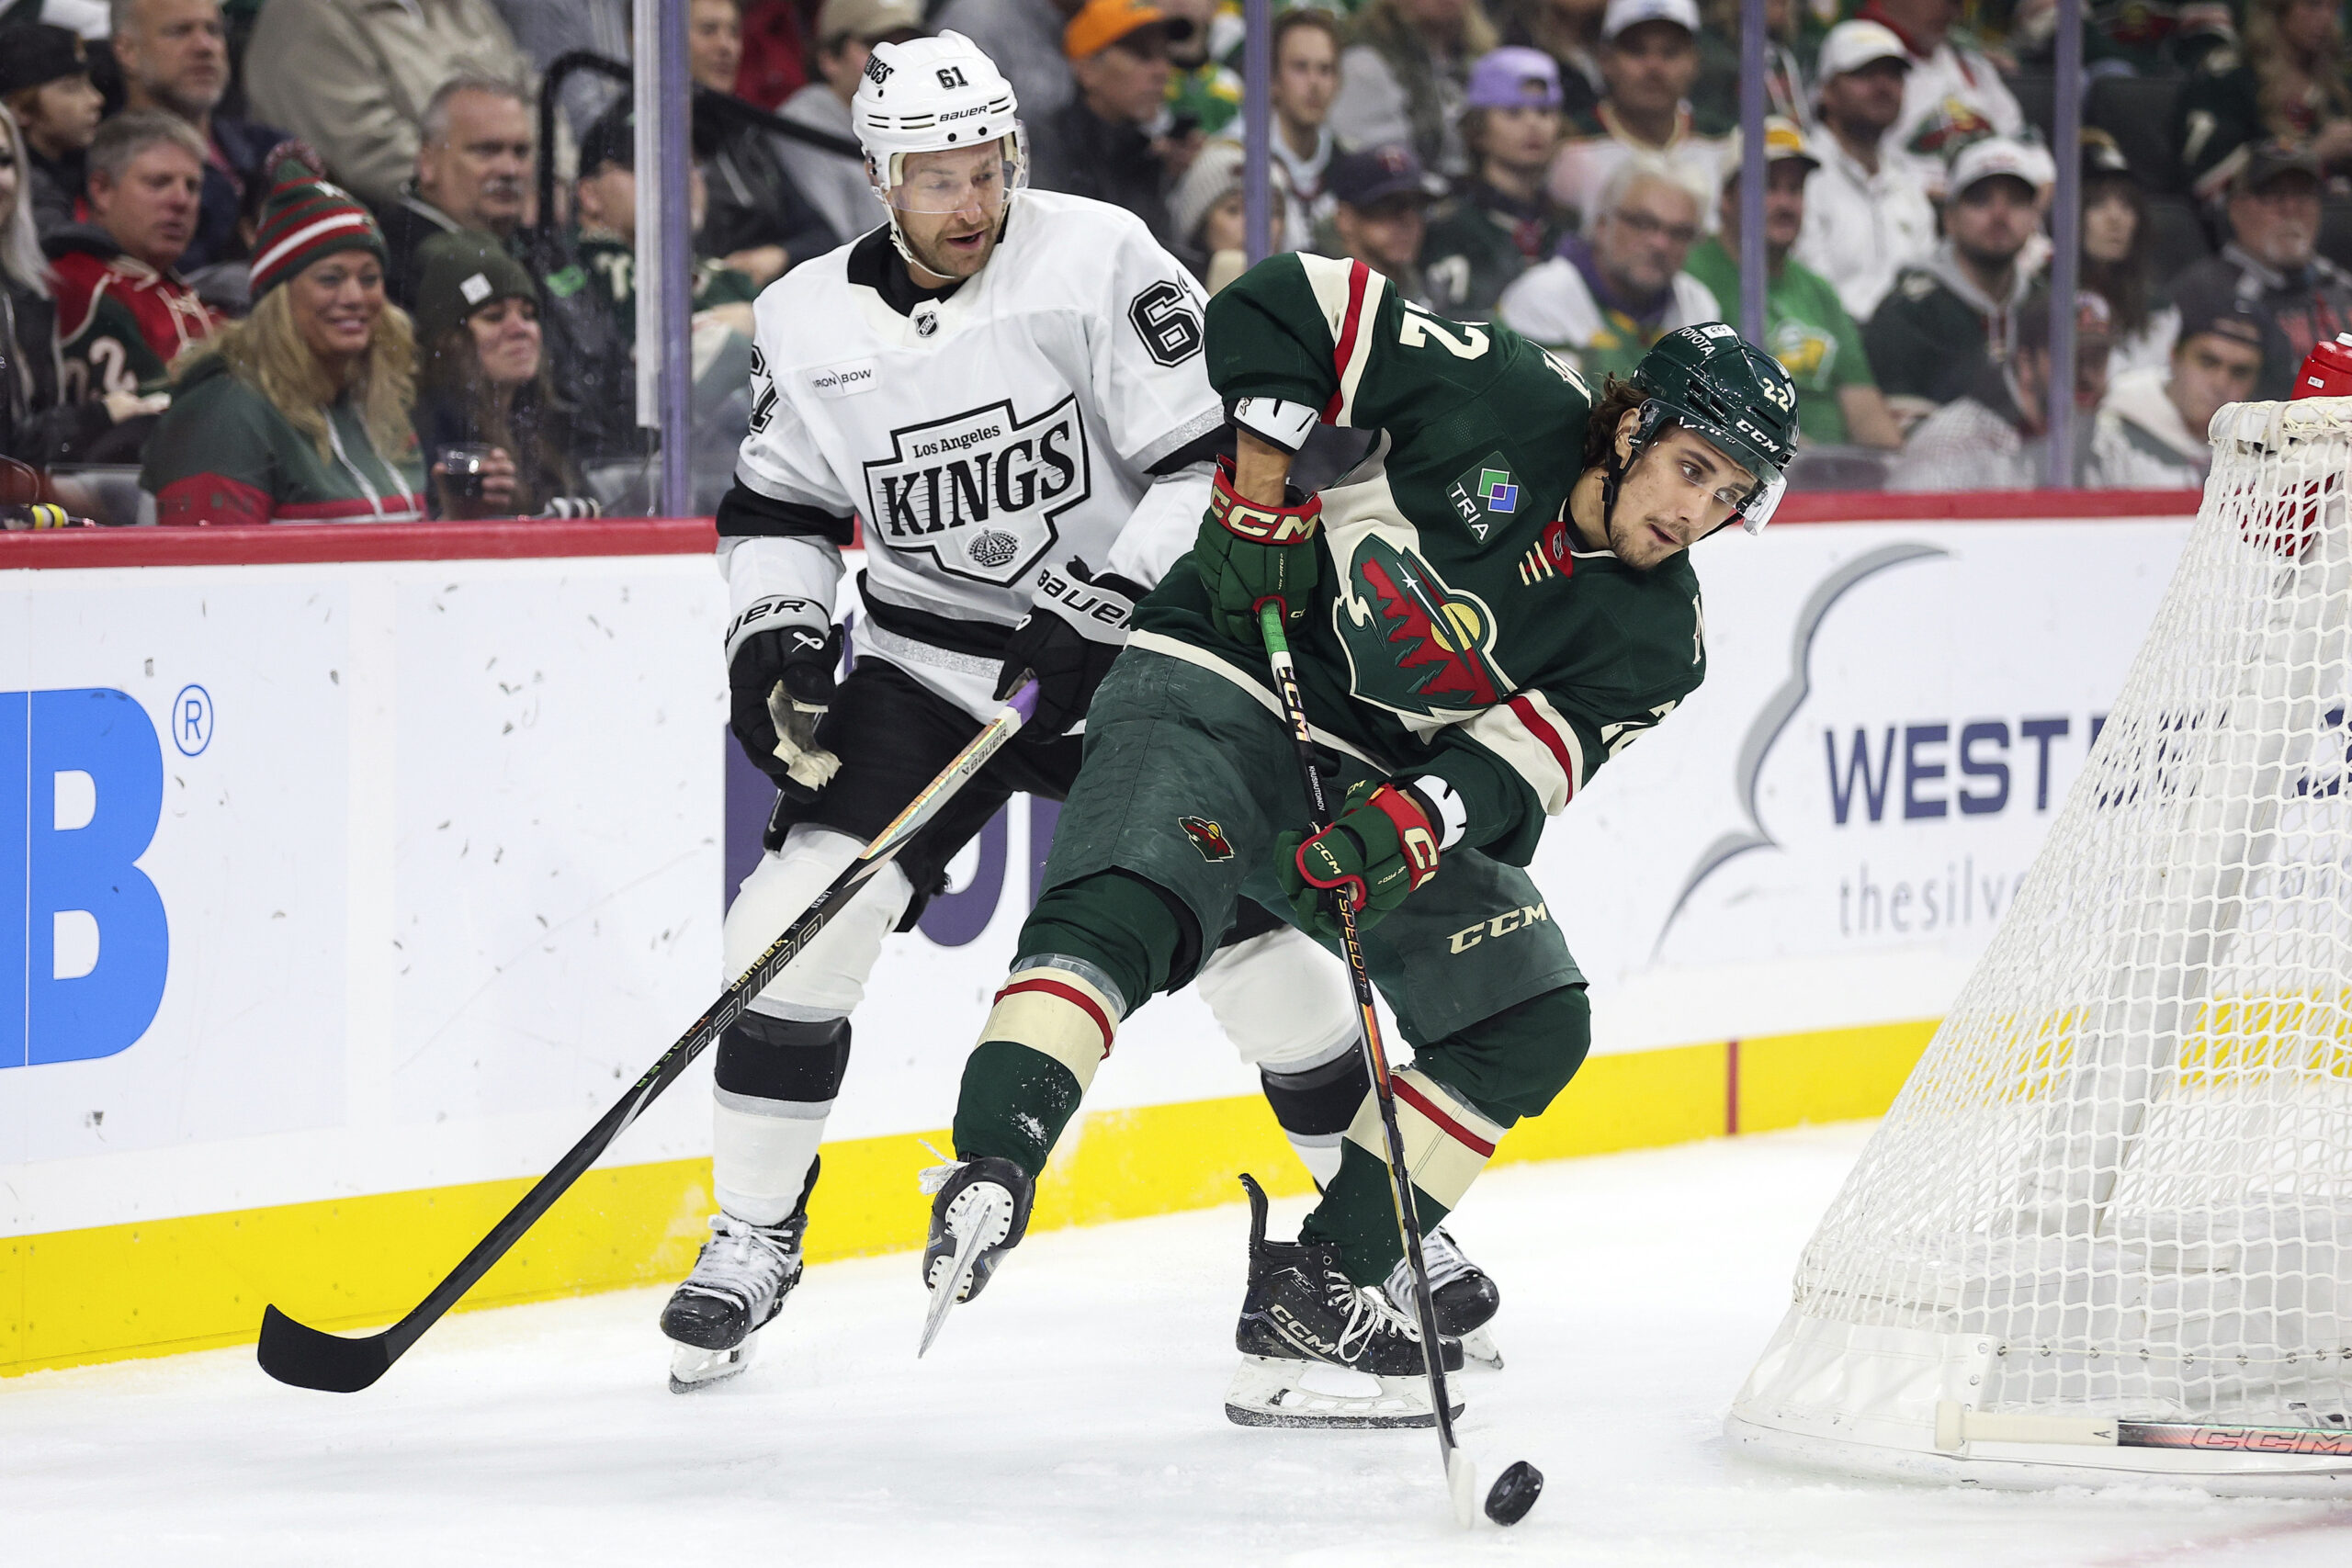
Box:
[1726, 400, 2352, 1492]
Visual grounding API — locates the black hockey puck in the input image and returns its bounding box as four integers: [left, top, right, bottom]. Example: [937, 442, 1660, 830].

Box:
[1484, 1460, 1543, 1526]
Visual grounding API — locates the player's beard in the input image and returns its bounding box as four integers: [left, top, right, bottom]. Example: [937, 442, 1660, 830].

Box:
[904, 211, 1002, 283]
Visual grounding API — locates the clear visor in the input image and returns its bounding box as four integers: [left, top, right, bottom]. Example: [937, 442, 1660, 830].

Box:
[871, 130, 1028, 215]
[1736, 471, 1787, 534]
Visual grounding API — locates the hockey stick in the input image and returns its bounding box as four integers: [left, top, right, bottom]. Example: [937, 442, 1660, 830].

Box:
[1936, 1403, 2352, 1457]
[1257, 603, 1482, 1528]
[256, 682, 1042, 1393]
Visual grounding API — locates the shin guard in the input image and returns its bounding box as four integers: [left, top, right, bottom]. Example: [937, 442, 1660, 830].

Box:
[711, 1014, 851, 1226]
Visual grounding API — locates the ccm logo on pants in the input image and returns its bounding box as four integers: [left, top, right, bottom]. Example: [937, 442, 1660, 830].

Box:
[1447, 902, 1549, 954]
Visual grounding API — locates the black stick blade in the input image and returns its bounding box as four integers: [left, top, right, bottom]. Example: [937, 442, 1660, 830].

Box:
[256, 1304, 398, 1393]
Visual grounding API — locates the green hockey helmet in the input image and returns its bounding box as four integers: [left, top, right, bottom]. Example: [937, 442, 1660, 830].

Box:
[1624, 324, 1800, 533]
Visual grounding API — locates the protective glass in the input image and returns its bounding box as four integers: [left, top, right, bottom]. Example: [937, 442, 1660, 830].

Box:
[875, 129, 1029, 215]
[1736, 471, 1787, 535]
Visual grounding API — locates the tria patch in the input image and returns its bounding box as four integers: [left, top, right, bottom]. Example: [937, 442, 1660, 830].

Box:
[1179, 816, 1235, 862]
[1444, 452, 1521, 539]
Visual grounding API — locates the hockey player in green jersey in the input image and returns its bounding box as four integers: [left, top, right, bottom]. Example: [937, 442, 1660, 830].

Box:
[918, 250, 1798, 1425]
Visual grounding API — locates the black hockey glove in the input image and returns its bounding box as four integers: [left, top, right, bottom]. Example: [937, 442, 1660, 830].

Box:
[729, 615, 843, 802]
[995, 558, 1146, 739]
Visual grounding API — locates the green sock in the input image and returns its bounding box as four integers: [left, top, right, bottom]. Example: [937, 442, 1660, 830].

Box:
[1299, 1141, 1453, 1286]
[949, 871, 1190, 1177]
[953, 1041, 1084, 1177]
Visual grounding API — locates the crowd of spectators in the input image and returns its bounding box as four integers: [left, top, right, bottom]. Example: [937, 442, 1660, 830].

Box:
[5, 0, 2351, 524]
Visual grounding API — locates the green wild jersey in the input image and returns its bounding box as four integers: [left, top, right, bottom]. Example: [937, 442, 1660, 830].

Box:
[1133, 252, 1708, 865]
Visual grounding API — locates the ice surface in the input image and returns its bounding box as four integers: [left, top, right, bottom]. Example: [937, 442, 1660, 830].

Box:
[7, 1123, 2351, 1566]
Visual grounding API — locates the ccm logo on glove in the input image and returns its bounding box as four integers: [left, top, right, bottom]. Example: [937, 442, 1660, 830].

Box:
[1277, 781, 1443, 938]
[1209, 479, 1320, 544]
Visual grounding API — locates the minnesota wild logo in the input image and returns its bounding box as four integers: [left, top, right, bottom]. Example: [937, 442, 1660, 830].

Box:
[1179, 817, 1235, 862]
[1335, 533, 1504, 716]
[1446, 451, 1521, 539]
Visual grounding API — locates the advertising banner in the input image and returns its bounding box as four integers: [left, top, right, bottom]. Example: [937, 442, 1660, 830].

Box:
[0, 548, 727, 1238]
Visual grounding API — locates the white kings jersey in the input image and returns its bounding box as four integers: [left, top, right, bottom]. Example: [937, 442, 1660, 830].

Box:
[718, 190, 1225, 719]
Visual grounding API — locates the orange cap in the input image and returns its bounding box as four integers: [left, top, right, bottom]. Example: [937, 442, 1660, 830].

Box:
[1064, 0, 1182, 58]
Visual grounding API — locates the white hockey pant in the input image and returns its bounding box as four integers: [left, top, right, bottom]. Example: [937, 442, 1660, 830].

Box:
[1194, 924, 1363, 1189]
[709, 824, 913, 1225]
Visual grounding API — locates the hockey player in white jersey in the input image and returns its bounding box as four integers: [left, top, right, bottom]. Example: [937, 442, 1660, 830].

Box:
[665, 33, 1499, 1391]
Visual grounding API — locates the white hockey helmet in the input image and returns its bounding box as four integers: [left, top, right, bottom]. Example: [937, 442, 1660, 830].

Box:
[852, 32, 1028, 214]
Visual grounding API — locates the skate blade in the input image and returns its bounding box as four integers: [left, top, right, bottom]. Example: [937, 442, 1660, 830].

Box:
[668, 1332, 758, 1393]
[1458, 1325, 1503, 1371]
[1221, 1355, 1467, 1429]
[916, 1189, 1007, 1358]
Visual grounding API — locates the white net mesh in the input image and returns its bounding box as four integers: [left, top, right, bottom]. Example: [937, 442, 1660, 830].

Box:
[1736, 400, 2352, 1475]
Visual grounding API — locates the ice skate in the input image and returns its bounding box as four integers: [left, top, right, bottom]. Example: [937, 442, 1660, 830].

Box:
[917, 1155, 1035, 1355]
[1385, 1227, 1503, 1370]
[661, 1184, 810, 1393]
[1224, 1174, 1464, 1428]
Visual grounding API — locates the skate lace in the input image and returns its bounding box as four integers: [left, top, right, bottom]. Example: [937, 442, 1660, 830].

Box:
[689, 1213, 795, 1301]
[917, 1141, 961, 1196]
[1331, 1271, 1421, 1360]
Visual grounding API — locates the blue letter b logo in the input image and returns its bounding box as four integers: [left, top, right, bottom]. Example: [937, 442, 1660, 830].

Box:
[0, 689, 170, 1067]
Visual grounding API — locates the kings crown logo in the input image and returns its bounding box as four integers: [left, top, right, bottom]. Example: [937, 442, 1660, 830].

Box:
[861, 394, 1092, 584]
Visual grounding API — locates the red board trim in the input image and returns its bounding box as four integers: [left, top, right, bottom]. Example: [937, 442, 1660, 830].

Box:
[1772, 489, 2202, 525]
[0, 490, 2201, 570]
[0, 516, 718, 568]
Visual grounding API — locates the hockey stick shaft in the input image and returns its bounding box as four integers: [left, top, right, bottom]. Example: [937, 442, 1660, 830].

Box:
[256, 682, 1041, 1393]
[1258, 604, 1471, 1519]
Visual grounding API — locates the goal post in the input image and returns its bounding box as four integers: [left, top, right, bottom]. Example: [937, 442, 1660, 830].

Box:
[1724, 400, 2352, 1495]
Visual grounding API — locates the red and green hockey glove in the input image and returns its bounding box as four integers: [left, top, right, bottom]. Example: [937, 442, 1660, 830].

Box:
[1276, 780, 1444, 940]
[1195, 455, 1321, 646]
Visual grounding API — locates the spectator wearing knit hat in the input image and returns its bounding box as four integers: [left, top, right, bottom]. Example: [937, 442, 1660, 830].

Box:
[1167, 138, 1292, 295]
[140, 147, 425, 525]
[1422, 46, 1573, 318]
[0, 24, 105, 236]
[46, 110, 221, 413]
[409, 230, 583, 519]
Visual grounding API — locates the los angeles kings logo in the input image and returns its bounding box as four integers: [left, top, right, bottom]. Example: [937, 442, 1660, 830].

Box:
[860, 396, 1092, 583]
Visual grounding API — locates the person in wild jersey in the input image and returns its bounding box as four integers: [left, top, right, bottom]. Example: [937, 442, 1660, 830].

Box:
[665, 32, 1508, 1395]
[919, 259, 1799, 1426]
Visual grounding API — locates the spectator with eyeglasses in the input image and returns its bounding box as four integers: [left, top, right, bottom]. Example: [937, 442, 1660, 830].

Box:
[1497, 152, 1717, 380]
[1864, 135, 2043, 424]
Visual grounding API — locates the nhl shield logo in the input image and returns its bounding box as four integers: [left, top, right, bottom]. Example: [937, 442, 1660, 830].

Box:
[1179, 817, 1235, 862]
[914, 304, 940, 338]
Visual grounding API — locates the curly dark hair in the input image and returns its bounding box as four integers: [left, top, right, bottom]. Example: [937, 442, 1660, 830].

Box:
[1580, 374, 1649, 474]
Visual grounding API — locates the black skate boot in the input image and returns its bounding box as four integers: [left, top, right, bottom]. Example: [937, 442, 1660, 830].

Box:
[916, 1155, 1035, 1354]
[1225, 1173, 1464, 1428]
[1385, 1227, 1504, 1369]
[662, 1156, 816, 1393]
